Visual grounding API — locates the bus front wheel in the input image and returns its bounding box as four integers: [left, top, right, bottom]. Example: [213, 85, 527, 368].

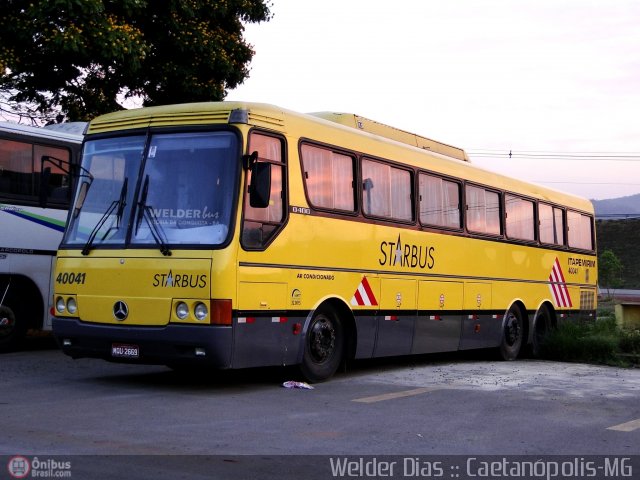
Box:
[499, 306, 524, 361]
[300, 306, 344, 383]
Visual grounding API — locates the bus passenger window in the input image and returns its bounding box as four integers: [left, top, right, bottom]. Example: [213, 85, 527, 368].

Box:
[567, 210, 594, 250]
[0, 139, 70, 201]
[539, 203, 565, 245]
[466, 185, 501, 235]
[0, 139, 32, 196]
[301, 144, 355, 212]
[419, 173, 461, 229]
[505, 194, 535, 241]
[362, 159, 412, 221]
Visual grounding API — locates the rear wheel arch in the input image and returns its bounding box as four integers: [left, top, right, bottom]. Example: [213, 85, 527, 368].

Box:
[299, 298, 356, 382]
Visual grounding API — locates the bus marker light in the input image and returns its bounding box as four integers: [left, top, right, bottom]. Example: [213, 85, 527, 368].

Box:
[292, 323, 302, 335]
[63, 339, 72, 346]
[385, 315, 399, 321]
[474, 324, 481, 333]
[272, 317, 287, 323]
[194, 348, 206, 357]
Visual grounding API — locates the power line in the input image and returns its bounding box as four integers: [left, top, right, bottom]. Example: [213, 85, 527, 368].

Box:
[468, 149, 640, 162]
[534, 181, 640, 186]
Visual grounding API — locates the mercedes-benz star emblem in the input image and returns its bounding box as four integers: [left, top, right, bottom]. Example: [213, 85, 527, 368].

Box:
[113, 301, 129, 321]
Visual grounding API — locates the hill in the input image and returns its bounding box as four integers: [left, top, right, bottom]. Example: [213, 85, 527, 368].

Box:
[592, 193, 640, 219]
[596, 218, 640, 288]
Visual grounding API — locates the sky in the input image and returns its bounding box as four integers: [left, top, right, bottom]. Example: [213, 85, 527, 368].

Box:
[226, 0, 640, 201]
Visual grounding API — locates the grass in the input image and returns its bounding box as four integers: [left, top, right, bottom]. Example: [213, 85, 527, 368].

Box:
[539, 302, 640, 367]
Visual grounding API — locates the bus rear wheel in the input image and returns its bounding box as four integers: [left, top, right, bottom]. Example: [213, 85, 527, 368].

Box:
[300, 306, 344, 383]
[499, 306, 523, 361]
[0, 305, 25, 352]
[532, 305, 552, 357]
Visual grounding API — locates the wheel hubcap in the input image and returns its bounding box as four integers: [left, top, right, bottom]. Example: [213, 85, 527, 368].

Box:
[0, 316, 14, 338]
[505, 313, 521, 346]
[309, 317, 336, 363]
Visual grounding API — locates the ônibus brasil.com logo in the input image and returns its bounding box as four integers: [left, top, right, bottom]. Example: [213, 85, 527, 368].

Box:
[7, 456, 72, 478]
[7, 456, 30, 479]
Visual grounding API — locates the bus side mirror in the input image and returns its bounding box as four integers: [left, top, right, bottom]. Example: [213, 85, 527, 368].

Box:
[249, 162, 271, 208]
[72, 180, 90, 219]
[38, 167, 52, 208]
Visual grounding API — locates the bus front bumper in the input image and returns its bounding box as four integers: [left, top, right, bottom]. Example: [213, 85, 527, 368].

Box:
[52, 317, 233, 368]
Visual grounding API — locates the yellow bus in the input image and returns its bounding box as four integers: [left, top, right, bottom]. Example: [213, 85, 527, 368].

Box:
[51, 102, 597, 381]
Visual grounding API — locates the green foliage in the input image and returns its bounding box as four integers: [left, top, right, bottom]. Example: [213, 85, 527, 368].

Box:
[0, 0, 272, 121]
[596, 219, 640, 289]
[539, 314, 639, 366]
[620, 329, 640, 354]
[598, 248, 623, 296]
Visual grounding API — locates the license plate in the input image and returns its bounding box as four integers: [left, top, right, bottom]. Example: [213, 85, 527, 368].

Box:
[111, 343, 140, 359]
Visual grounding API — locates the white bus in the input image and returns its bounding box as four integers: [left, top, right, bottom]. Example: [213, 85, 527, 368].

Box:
[0, 121, 83, 350]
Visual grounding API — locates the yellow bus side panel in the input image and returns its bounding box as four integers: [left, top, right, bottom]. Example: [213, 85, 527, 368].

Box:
[238, 282, 287, 311]
[418, 281, 463, 310]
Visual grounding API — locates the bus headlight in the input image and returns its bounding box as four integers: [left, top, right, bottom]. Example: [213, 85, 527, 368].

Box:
[194, 302, 208, 321]
[66, 297, 78, 315]
[176, 302, 189, 320]
[55, 296, 66, 314]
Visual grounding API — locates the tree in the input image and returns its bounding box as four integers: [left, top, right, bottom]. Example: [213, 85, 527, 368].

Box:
[599, 249, 623, 299]
[0, 0, 272, 122]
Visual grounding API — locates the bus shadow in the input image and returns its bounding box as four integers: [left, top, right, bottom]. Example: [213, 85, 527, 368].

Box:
[91, 363, 299, 392]
[18, 333, 58, 352]
[90, 348, 502, 392]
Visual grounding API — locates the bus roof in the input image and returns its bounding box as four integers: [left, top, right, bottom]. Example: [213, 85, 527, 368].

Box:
[309, 112, 469, 162]
[0, 121, 83, 143]
[86, 101, 593, 213]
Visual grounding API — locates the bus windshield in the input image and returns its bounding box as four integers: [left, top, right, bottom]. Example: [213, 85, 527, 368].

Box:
[63, 130, 239, 249]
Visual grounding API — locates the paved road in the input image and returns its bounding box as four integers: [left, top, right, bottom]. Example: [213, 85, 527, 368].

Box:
[1, 341, 639, 479]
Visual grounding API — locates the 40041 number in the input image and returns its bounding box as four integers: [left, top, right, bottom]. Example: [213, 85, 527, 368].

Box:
[56, 272, 87, 285]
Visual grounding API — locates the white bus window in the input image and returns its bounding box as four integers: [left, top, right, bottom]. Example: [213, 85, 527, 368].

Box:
[466, 185, 500, 235]
[567, 210, 594, 250]
[539, 203, 565, 245]
[505, 194, 535, 241]
[362, 159, 412, 221]
[419, 173, 461, 229]
[0, 139, 31, 196]
[0, 139, 70, 200]
[301, 144, 354, 212]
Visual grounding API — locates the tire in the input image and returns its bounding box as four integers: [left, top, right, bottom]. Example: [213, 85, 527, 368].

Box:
[498, 305, 524, 361]
[300, 306, 344, 383]
[532, 305, 552, 358]
[0, 305, 26, 352]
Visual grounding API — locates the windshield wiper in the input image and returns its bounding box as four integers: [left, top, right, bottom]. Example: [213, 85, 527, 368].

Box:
[134, 175, 171, 256]
[81, 178, 128, 256]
